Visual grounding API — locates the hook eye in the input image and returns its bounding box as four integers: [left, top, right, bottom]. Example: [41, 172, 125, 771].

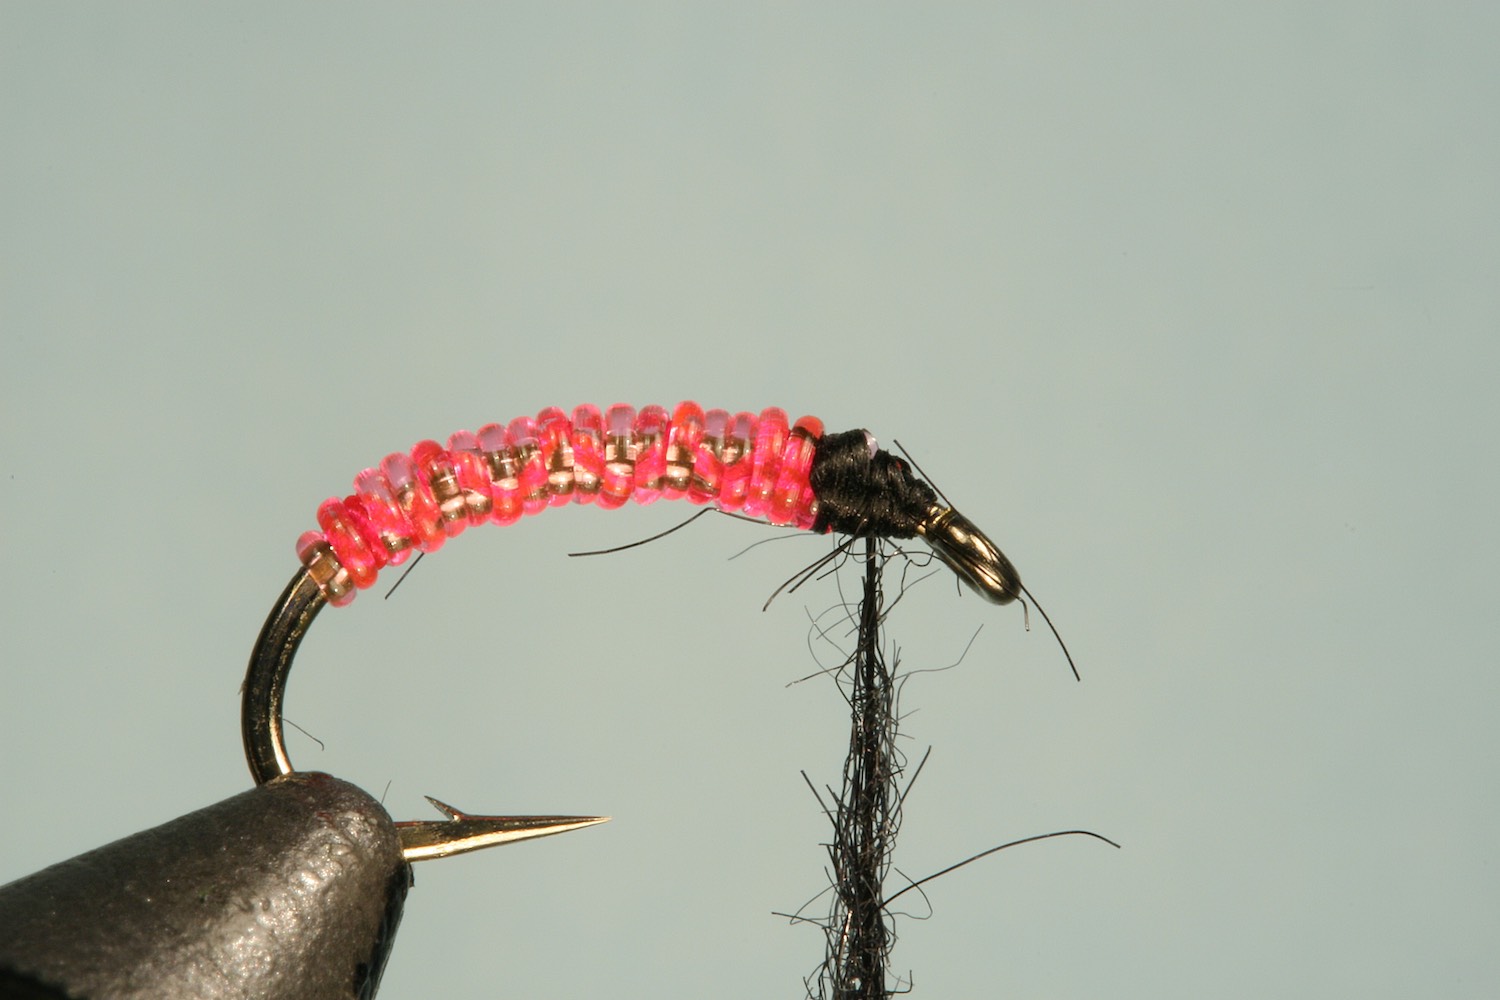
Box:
[917, 506, 1022, 605]
[242, 569, 607, 862]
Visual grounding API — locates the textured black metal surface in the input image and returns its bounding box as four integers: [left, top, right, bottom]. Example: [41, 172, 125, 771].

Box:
[0, 773, 408, 1000]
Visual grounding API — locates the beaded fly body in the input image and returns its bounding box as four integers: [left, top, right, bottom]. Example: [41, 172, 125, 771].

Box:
[293, 403, 1029, 611]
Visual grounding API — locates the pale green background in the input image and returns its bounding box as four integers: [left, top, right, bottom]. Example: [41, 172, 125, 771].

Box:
[3, 6, 1496, 998]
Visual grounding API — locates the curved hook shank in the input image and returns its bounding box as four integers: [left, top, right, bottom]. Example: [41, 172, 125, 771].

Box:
[243, 569, 327, 785]
[242, 568, 608, 862]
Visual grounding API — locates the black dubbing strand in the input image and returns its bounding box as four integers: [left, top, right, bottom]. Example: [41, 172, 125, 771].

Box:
[809, 430, 938, 538]
[821, 536, 898, 998]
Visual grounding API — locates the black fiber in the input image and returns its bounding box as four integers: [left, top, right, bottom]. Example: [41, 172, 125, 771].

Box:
[809, 429, 938, 538]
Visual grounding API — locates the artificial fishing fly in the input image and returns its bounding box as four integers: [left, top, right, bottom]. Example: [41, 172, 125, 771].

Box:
[290, 401, 1072, 674]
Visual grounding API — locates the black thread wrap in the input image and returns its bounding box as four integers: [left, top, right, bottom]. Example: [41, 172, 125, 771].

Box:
[809, 429, 938, 538]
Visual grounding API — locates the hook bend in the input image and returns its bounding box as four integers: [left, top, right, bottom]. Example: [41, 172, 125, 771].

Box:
[242, 568, 608, 863]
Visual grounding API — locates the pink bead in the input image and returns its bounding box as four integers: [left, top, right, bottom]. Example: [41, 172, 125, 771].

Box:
[631, 405, 669, 505]
[701, 408, 728, 445]
[317, 498, 379, 589]
[743, 407, 788, 519]
[569, 404, 604, 503]
[411, 440, 470, 539]
[599, 403, 637, 509]
[688, 407, 730, 505]
[506, 416, 550, 516]
[663, 401, 705, 501]
[340, 494, 390, 570]
[535, 407, 576, 507]
[716, 411, 757, 512]
[353, 467, 415, 566]
[446, 430, 494, 526]
[476, 423, 524, 526]
[768, 415, 823, 526]
[380, 451, 445, 552]
[606, 402, 635, 437]
[295, 530, 324, 563]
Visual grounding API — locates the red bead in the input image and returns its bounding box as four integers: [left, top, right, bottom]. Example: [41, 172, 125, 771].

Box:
[569, 404, 604, 503]
[663, 401, 704, 501]
[476, 423, 524, 526]
[743, 407, 788, 519]
[631, 405, 669, 505]
[793, 414, 824, 440]
[316, 498, 379, 589]
[535, 407, 576, 507]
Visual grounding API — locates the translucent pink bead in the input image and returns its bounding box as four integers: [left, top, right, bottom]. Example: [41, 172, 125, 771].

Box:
[688, 407, 730, 505]
[605, 402, 636, 438]
[476, 423, 523, 526]
[340, 494, 390, 570]
[569, 404, 604, 503]
[663, 400, 705, 501]
[769, 415, 823, 526]
[535, 407, 576, 507]
[353, 467, 415, 566]
[702, 408, 728, 444]
[716, 411, 757, 512]
[795, 415, 829, 528]
[380, 451, 445, 552]
[743, 407, 788, 519]
[446, 430, 494, 526]
[598, 404, 637, 509]
[410, 439, 471, 539]
[507, 416, 550, 516]
[317, 498, 378, 589]
[631, 405, 670, 505]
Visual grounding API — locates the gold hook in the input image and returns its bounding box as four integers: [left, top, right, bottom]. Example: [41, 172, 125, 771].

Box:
[916, 504, 1080, 681]
[915, 504, 1022, 605]
[242, 569, 608, 863]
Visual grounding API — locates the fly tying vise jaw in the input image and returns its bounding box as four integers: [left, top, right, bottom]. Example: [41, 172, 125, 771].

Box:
[240, 403, 1074, 865]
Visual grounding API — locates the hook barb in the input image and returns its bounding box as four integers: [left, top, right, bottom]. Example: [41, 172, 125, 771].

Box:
[398, 798, 609, 862]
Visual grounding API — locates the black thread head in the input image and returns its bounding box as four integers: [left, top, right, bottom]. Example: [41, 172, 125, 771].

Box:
[809, 429, 939, 538]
